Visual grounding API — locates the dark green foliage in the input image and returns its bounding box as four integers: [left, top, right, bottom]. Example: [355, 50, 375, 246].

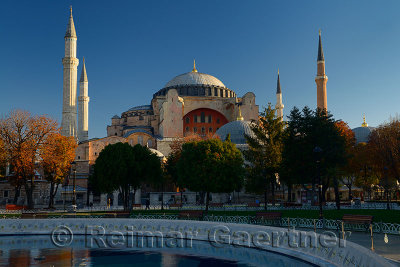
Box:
[244, 104, 286, 207]
[90, 143, 162, 210]
[280, 107, 348, 207]
[177, 138, 245, 211]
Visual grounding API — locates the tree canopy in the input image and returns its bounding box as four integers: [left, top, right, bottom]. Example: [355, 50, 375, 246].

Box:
[40, 133, 77, 208]
[177, 138, 244, 211]
[244, 104, 285, 206]
[91, 143, 162, 210]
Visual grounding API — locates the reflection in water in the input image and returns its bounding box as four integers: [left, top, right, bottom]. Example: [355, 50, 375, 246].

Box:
[0, 235, 316, 267]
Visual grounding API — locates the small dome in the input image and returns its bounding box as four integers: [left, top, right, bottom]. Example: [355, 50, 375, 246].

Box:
[215, 120, 255, 144]
[128, 105, 152, 111]
[352, 126, 374, 144]
[165, 72, 226, 88]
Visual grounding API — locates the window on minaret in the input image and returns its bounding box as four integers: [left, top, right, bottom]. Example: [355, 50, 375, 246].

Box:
[201, 112, 205, 123]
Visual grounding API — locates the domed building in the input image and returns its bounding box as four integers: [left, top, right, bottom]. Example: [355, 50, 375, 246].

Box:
[352, 116, 374, 144]
[105, 62, 259, 155]
[74, 62, 259, 206]
[215, 111, 255, 150]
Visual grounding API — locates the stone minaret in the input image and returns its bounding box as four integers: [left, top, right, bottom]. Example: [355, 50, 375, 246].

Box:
[61, 7, 79, 137]
[275, 69, 284, 120]
[78, 57, 89, 141]
[315, 30, 328, 111]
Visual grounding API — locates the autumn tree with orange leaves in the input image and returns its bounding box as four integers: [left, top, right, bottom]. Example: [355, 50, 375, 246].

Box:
[335, 120, 357, 200]
[0, 138, 7, 177]
[41, 133, 77, 208]
[0, 110, 59, 209]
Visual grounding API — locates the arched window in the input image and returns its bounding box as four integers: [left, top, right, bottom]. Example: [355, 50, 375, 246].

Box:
[138, 136, 143, 146]
[194, 127, 197, 133]
[147, 139, 153, 148]
[209, 128, 213, 133]
[201, 127, 205, 134]
[201, 112, 205, 123]
[186, 117, 190, 124]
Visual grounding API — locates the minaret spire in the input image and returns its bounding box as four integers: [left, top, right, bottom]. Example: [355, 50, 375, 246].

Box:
[65, 6, 77, 38]
[276, 68, 281, 94]
[315, 30, 328, 111]
[78, 57, 89, 142]
[61, 7, 79, 138]
[80, 57, 88, 82]
[318, 29, 324, 61]
[275, 68, 284, 120]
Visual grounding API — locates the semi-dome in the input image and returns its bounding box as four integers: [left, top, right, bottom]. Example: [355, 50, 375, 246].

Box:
[165, 72, 226, 88]
[215, 120, 255, 145]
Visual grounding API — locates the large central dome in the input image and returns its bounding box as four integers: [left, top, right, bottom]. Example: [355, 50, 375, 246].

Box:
[153, 62, 236, 98]
[165, 72, 226, 88]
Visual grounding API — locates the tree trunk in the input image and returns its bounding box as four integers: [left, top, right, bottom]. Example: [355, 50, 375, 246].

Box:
[333, 177, 340, 210]
[264, 189, 268, 210]
[348, 185, 352, 201]
[48, 182, 55, 209]
[271, 177, 275, 205]
[288, 184, 292, 202]
[25, 185, 34, 209]
[205, 192, 210, 214]
[161, 183, 164, 211]
[13, 185, 20, 204]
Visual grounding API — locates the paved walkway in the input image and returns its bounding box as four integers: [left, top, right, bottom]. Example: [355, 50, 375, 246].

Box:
[297, 228, 400, 265]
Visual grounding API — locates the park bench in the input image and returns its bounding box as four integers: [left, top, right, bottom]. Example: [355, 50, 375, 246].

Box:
[247, 203, 260, 208]
[255, 212, 282, 226]
[178, 210, 203, 220]
[342, 214, 373, 231]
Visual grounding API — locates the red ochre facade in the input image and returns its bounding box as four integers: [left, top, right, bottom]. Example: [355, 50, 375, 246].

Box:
[183, 108, 228, 136]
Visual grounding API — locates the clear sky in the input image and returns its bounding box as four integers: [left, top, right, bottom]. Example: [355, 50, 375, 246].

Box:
[1, 0, 399, 138]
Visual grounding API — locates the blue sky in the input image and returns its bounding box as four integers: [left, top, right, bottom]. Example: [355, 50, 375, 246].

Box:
[1, 0, 399, 138]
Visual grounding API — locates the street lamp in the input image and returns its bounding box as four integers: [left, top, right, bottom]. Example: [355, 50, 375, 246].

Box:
[313, 146, 323, 219]
[71, 161, 77, 206]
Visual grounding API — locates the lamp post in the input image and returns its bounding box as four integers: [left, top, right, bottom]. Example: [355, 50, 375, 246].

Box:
[313, 146, 323, 219]
[71, 161, 77, 206]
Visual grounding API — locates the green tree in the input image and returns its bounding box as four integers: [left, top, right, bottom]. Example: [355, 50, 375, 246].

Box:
[177, 138, 244, 212]
[91, 143, 162, 211]
[244, 104, 285, 208]
[280, 107, 347, 209]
